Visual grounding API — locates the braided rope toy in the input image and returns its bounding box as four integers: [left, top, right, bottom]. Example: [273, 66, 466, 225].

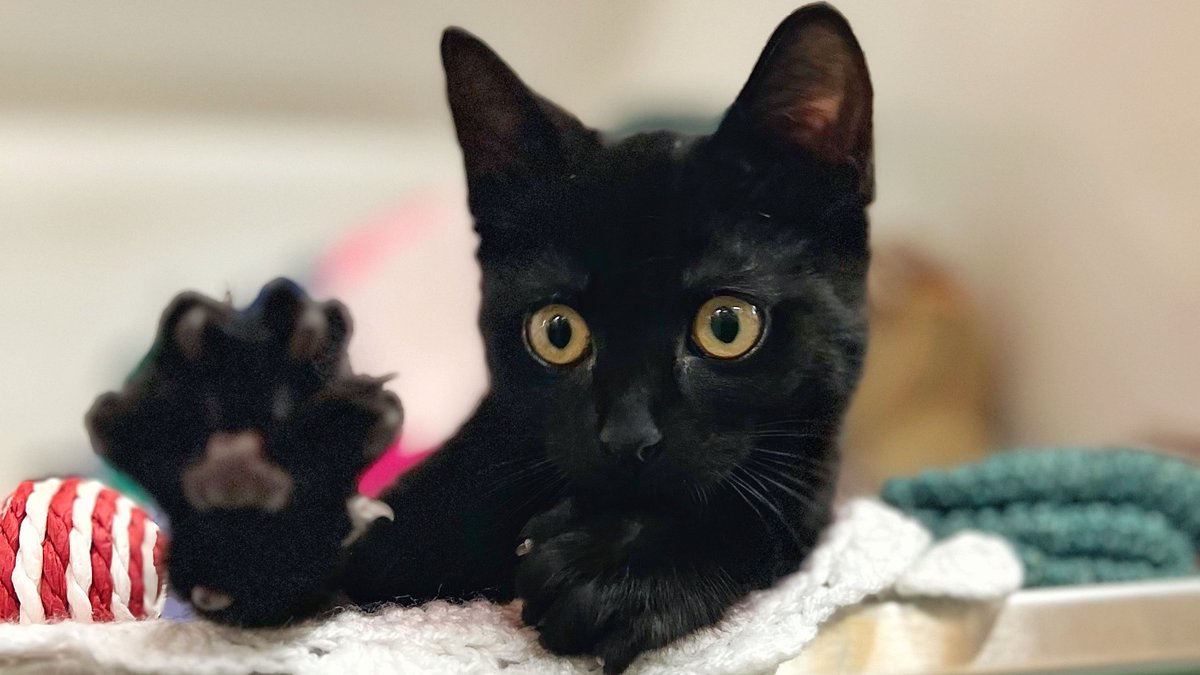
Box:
[0, 478, 167, 623]
[883, 448, 1200, 586]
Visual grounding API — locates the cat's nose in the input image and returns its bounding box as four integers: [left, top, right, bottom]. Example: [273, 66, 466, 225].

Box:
[598, 390, 662, 461]
[600, 423, 662, 461]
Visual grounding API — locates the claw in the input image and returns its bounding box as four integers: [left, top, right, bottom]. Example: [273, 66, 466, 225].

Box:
[516, 538, 534, 557]
[290, 305, 328, 361]
[174, 306, 209, 362]
[365, 392, 404, 458]
[191, 585, 233, 612]
[84, 391, 123, 458]
[342, 495, 395, 546]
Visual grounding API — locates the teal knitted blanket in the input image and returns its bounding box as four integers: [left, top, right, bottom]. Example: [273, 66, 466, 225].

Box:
[882, 448, 1200, 587]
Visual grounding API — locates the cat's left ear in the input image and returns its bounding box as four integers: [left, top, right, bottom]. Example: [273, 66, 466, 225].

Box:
[716, 4, 874, 201]
[441, 28, 593, 208]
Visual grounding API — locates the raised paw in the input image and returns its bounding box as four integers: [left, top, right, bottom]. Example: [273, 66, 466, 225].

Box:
[85, 278, 401, 625]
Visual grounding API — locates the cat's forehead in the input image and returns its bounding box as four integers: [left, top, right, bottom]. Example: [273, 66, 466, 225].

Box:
[484, 132, 819, 307]
[541, 136, 695, 261]
[564, 141, 811, 290]
[537, 216, 810, 316]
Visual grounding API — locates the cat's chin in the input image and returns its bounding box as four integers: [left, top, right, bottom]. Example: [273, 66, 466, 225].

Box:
[559, 460, 726, 511]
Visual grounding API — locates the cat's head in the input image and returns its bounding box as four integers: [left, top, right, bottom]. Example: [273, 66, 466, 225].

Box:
[442, 4, 872, 510]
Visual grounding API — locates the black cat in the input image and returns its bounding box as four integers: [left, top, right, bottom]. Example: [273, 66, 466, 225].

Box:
[86, 4, 873, 673]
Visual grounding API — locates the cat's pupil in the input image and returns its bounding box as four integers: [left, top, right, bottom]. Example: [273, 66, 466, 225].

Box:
[710, 307, 740, 344]
[546, 314, 573, 349]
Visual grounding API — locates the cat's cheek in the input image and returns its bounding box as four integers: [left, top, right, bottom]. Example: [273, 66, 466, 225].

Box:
[540, 406, 605, 480]
[674, 354, 729, 403]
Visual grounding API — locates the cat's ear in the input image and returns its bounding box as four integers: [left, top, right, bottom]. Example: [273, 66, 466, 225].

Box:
[441, 28, 591, 201]
[716, 4, 874, 201]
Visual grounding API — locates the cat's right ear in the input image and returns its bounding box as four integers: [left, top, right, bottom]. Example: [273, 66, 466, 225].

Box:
[441, 28, 590, 205]
[714, 4, 874, 201]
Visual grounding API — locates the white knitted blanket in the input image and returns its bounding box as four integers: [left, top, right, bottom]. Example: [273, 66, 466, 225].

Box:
[0, 500, 1021, 675]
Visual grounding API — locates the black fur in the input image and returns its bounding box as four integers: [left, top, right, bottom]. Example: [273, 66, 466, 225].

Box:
[87, 279, 401, 625]
[86, 4, 873, 672]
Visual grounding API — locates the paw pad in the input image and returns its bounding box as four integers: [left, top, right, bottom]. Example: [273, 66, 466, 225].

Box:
[181, 431, 293, 512]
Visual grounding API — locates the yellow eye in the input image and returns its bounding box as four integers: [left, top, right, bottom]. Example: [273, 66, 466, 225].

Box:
[692, 296, 762, 359]
[526, 304, 591, 366]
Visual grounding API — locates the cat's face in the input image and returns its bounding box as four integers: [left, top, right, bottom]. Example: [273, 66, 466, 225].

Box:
[443, 6, 873, 508]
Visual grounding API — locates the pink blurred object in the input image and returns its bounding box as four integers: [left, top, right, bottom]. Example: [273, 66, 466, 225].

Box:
[314, 190, 487, 494]
[357, 442, 436, 498]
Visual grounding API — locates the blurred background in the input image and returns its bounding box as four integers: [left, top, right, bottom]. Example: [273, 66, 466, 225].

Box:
[2, 0, 1198, 493]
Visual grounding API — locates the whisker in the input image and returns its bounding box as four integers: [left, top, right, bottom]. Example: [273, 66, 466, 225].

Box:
[750, 446, 801, 458]
[751, 418, 829, 431]
[750, 448, 831, 470]
[750, 449, 833, 471]
[733, 466, 800, 544]
[482, 458, 556, 497]
[749, 455, 834, 488]
[746, 464, 805, 501]
[507, 472, 568, 519]
[749, 430, 832, 441]
[489, 462, 554, 488]
[749, 453, 800, 473]
[750, 464, 828, 514]
[488, 452, 551, 469]
[726, 473, 768, 530]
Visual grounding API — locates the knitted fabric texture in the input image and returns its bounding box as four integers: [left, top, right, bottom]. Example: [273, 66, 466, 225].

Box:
[0, 499, 1019, 674]
[882, 448, 1200, 587]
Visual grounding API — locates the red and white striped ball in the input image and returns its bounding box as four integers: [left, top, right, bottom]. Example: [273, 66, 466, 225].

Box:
[0, 478, 167, 623]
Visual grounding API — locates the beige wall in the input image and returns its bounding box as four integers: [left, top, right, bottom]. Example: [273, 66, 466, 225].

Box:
[1, 2, 1197, 487]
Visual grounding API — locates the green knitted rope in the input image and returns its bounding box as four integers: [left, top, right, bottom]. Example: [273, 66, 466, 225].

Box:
[882, 448, 1200, 587]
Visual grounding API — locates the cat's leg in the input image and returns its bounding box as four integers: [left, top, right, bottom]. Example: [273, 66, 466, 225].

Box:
[515, 498, 817, 674]
[339, 402, 563, 606]
[85, 279, 401, 625]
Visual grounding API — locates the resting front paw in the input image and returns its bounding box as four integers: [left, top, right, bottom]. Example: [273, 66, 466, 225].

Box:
[85, 278, 400, 625]
[516, 504, 729, 674]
